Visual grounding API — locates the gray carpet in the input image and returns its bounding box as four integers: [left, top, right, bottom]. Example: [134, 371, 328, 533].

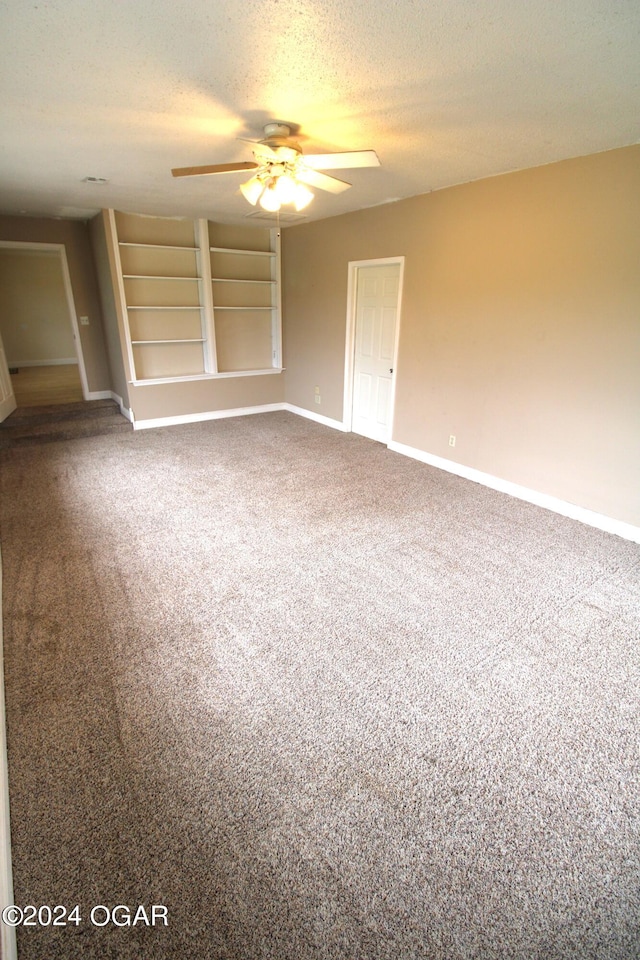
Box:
[0, 399, 132, 449]
[0, 411, 638, 959]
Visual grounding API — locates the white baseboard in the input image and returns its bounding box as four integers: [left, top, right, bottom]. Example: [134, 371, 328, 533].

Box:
[388, 440, 640, 544]
[110, 392, 133, 422]
[282, 403, 348, 431]
[84, 390, 133, 422]
[131, 401, 346, 433]
[85, 390, 112, 401]
[8, 358, 77, 368]
[133, 402, 287, 431]
[0, 548, 17, 960]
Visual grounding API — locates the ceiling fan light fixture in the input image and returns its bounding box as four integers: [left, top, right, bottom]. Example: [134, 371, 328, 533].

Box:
[239, 175, 264, 206]
[259, 181, 281, 212]
[273, 173, 298, 204]
[293, 182, 314, 211]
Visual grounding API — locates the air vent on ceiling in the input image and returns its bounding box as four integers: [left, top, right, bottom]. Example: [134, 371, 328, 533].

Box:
[244, 209, 307, 223]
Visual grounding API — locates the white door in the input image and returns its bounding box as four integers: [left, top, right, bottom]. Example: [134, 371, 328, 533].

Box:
[351, 263, 400, 443]
[0, 331, 16, 423]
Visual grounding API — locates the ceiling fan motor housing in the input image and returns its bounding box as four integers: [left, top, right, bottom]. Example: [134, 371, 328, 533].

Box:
[262, 122, 293, 139]
[258, 123, 302, 158]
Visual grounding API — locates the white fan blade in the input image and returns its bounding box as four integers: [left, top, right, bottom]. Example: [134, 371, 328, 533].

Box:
[172, 161, 259, 177]
[252, 143, 280, 162]
[303, 150, 380, 170]
[296, 168, 352, 194]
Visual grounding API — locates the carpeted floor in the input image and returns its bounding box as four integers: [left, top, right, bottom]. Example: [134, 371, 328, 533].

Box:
[0, 411, 638, 959]
[0, 399, 132, 449]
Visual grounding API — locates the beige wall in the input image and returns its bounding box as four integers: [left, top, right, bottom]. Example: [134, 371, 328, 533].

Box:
[0, 215, 111, 392]
[130, 374, 284, 423]
[0, 249, 76, 364]
[282, 145, 640, 527]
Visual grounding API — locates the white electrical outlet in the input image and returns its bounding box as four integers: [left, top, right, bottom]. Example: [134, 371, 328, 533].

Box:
[315, 395, 321, 405]
[449, 435, 456, 447]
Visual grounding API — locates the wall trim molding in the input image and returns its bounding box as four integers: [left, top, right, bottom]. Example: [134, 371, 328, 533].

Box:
[0, 547, 17, 960]
[388, 439, 640, 544]
[281, 403, 347, 432]
[132, 402, 287, 431]
[8, 358, 78, 368]
[134, 403, 346, 432]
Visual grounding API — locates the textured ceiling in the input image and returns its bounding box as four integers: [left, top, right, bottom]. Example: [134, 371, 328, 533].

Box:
[0, 0, 638, 226]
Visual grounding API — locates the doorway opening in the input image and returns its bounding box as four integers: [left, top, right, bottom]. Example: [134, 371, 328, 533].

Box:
[0, 242, 89, 413]
[343, 257, 404, 444]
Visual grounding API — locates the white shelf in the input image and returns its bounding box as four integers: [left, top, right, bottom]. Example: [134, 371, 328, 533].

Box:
[126, 305, 202, 311]
[130, 368, 282, 386]
[210, 246, 274, 257]
[213, 306, 273, 311]
[119, 242, 198, 251]
[211, 277, 274, 284]
[131, 339, 205, 345]
[123, 274, 201, 281]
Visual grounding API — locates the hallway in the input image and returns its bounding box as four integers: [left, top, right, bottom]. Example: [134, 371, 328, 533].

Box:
[9, 363, 83, 407]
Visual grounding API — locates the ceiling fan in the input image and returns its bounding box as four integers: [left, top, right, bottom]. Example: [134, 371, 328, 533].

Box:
[171, 121, 380, 212]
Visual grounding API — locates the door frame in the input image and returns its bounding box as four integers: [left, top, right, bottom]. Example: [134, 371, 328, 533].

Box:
[343, 256, 405, 441]
[0, 241, 90, 400]
[0, 329, 17, 423]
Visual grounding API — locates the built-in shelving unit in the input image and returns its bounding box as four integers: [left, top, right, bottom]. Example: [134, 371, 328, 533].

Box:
[106, 211, 281, 384]
[209, 222, 281, 374]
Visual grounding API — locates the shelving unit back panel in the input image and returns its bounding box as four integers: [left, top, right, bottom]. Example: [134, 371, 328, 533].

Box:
[124, 277, 201, 308]
[211, 251, 273, 282]
[133, 342, 205, 380]
[128, 310, 204, 343]
[115, 211, 196, 247]
[212, 281, 273, 308]
[215, 312, 274, 372]
[119, 245, 198, 278]
[208, 222, 272, 252]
